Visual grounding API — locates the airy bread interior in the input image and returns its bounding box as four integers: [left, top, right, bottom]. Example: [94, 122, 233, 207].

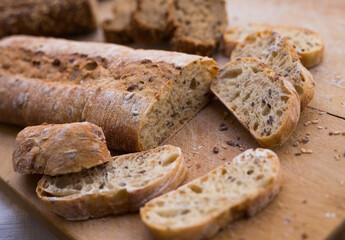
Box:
[38, 145, 182, 198]
[231, 30, 314, 108]
[139, 61, 216, 149]
[211, 58, 299, 142]
[141, 148, 281, 237]
[171, 0, 227, 55]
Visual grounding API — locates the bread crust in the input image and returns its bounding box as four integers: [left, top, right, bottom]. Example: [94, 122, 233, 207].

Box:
[0, 0, 97, 37]
[223, 24, 324, 68]
[211, 58, 300, 148]
[36, 145, 187, 220]
[0, 36, 216, 152]
[12, 122, 111, 176]
[140, 148, 282, 240]
[102, 19, 134, 44]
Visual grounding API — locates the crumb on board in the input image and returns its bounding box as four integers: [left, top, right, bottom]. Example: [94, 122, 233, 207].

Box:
[213, 147, 219, 154]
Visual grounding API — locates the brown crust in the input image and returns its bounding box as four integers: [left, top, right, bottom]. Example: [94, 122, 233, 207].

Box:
[102, 19, 134, 44]
[168, 0, 227, 56]
[0, 0, 97, 37]
[130, 0, 174, 43]
[12, 122, 111, 176]
[223, 24, 324, 68]
[36, 145, 187, 220]
[0, 36, 216, 152]
[140, 148, 282, 240]
[211, 58, 300, 148]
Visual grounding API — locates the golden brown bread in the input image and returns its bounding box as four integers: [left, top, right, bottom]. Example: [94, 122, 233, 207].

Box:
[0, 36, 217, 152]
[0, 0, 97, 37]
[36, 145, 186, 220]
[12, 122, 111, 176]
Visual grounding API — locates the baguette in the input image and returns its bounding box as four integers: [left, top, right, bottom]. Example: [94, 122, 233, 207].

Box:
[0, 36, 218, 152]
[131, 0, 173, 42]
[36, 145, 186, 221]
[231, 30, 315, 110]
[169, 0, 228, 56]
[0, 0, 97, 37]
[102, 0, 137, 44]
[13, 122, 111, 176]
[223, 24, 324, 68]
[140, 148, 281, 240]
[211, 58, 300, 148]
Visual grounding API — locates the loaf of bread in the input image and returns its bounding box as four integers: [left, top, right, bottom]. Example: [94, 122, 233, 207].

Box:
[169, 0, 228, 56]
[131, 0, 173, 42]
[12, 122, 111, 176]
[0, 0, 97, 37]
[211, 58, 300, 148]
[223, 24, 324, 68]
[231, 30, 315, 110]
[0, 36, 217, 152]
[36, 145, 186, 220]
[102, 0, 137, 44]
[140, 148, 281, 240]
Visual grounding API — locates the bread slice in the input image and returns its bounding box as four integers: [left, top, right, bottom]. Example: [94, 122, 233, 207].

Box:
[36, 145, 186, 220]
[224, 24, 324, 68]
[169, 0, 228, 56]
[231, 30, 315, 109]
[12, 122, 111, 176]
[211, 58, 300, 147]
[140, 148, 281, 240]
[130, 0, 173, 42]
[102, 0, 137, 44]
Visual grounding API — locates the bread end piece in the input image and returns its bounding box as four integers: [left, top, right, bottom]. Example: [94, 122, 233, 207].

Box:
[140, 148, 282, 240]
[12, 122, 111, 176]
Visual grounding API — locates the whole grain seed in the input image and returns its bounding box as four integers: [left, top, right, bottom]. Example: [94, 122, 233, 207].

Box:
[304, 121, 311, 126]
[293, 142, 299, 147]
[219, 122, 228, 131]
[226, 141, 235, 146]
[329, 131, 334, 135]
[311, 120, 319, 124]
[333, 131, 340, 135]
[295, 152, 302, 156]
[342, 132, 345, 135]
[213, 147, 219, 154]
[317, 126, 323, 129]
[335, 154, 340, 161]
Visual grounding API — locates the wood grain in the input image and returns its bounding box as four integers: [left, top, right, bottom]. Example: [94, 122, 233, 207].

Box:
[0, 0, 344, 239]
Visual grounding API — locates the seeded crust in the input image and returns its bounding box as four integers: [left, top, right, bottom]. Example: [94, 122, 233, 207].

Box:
[140, 148, 281, 240]
[168, 0, 228, 56]
[211, 58, 300, 148]
[12, 122, 111, 176]
[0, 36, 217, 152]
[36, 145, 186, 221]
[102, 0, 137, 44]
[131, 0, 174, 42]
[223, 24, 324, 68]
[231, 30, 315, 110]
[0, 0, 97, 37]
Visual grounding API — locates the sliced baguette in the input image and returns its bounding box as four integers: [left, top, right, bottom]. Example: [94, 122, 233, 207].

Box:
[169, 0, 228, 56]
[140, 148, 282, 240]
[131, 0, 173, 42]
[231, 30, 315, 109]
[13, 122, 111, 176]
[224, 24, 324, 68]
[211, 58, 300, 148]
[102, 0, 137, 44]
[36, 145, 186, 220]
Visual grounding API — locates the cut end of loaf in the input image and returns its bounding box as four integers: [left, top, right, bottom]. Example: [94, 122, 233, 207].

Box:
[138, 59, 218, 150]
[211, 57, 300, 147]
[36, 145, 186, 220]
[140, 148, 281, 240]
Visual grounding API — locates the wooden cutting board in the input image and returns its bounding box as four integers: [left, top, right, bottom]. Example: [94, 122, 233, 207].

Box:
[0, 0, 345, 239]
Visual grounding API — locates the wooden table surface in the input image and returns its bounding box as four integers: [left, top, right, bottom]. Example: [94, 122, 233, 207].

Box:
[0, 0, 344, 239]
